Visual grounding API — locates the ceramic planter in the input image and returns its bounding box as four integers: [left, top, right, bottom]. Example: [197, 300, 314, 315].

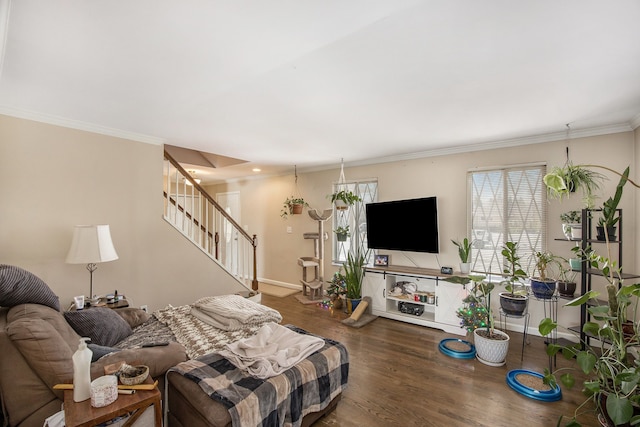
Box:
[596, 226, 617, 241]
[336, 233, 348, 242]
[570, 224, 582, 239]
[530, 278, 556, 299]
[557, 281, 576, 298]
[499, 292, 528, 316]
[459, 262, 471, 274]
[291, 204, 304, 214]
[473, 328, 510, 367]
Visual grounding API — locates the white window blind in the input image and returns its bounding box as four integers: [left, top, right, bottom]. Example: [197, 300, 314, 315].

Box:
[468, 165, 547, 275]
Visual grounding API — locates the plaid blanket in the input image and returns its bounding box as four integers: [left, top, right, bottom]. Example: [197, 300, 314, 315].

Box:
[168, 325, 349, 427]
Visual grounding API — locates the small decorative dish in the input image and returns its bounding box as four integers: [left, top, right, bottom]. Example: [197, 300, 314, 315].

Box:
[118, 364, 149, 385]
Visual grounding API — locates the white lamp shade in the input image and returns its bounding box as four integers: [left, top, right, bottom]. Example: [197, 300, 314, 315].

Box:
[66, 225, 119, 264]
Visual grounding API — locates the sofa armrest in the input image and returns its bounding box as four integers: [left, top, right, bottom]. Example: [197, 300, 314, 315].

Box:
[91, 342, 187, 379]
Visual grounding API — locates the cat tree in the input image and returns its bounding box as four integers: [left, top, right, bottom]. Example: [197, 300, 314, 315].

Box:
[298, 208, 333, 300]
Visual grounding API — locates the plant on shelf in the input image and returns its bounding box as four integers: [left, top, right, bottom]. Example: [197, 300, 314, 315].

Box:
[280, 196, 309, 219]
[444, 274, 510, 366]
[498, 241, 529, 316]
[539, 250, 640, 426]
[334, 225, 350, 242]
[330, 189, 361, 210]
[451, 237, 472, 274]
[596, 166, 629, 242]
[560, 210, 582, 240]
[555, 255, 577, 298]
[529, 250, 558, 299]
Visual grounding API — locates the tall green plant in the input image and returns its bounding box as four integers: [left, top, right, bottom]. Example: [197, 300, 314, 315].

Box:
[343, 250, 369, 299]
[539, 250, 640, 426]
[500, 241, 527, 296]
[598, 166, 629, 229]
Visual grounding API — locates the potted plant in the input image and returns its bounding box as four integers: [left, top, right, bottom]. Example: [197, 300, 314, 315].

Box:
[530, 251, 558, 299]
[334, 225, 350, 242]
[544, 163, 606, 208]
[539, 250, 640, 426]
[560, 210, 582, 240]
[280, 196, 309, 219]
[498, 241, 529, 316]
[326, 269, 346, 309]
[451, 238, 472, 274]
[596, 166, 629, 242]
[555, 256, 577, 298]
[444, 274, 510, 366]
[343, 249, 369, 314]
[330, 189, 361, 210]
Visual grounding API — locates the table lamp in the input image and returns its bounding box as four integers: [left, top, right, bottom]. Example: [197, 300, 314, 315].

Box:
[66, 225, 118, 298]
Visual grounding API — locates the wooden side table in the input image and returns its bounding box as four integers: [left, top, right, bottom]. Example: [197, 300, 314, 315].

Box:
[63, 378, 161, 427]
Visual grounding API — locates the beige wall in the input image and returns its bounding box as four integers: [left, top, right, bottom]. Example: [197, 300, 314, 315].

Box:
[3, 113, 639, 335]
[211, 130, 638, 335]
[213, 131, 637, 285]
[0, 115, 247, 311]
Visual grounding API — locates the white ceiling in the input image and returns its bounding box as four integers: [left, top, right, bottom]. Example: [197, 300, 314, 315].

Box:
[2, 0, 640, 183]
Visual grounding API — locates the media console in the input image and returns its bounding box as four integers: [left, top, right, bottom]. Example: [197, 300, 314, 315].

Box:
[362, 265, 468, 336]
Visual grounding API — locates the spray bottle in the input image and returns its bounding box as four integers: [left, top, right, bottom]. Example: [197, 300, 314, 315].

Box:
[72, 337, 92, 402]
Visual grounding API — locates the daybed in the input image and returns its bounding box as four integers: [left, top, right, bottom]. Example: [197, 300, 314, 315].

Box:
[0, 265, 349, 427]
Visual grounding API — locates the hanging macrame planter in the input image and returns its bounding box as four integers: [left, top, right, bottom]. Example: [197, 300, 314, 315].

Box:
[280, 166, 308, 219]
[330, 159, 361, 211]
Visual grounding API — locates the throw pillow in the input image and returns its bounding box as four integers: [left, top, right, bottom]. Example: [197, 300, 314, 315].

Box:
[0, 264, 60, 311]
[64, 308, 133, 347]
[115, 307, 151, 329]
[88, 343, 121, 362]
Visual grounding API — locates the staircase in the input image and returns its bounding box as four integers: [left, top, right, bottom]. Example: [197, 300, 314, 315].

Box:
[163, 150, 258, 290]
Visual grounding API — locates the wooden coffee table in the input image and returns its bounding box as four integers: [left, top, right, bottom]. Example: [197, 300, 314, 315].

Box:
[63, 377, 161, 427]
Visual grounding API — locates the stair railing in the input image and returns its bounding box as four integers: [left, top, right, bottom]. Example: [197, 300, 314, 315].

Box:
[163, 150, 258, 290]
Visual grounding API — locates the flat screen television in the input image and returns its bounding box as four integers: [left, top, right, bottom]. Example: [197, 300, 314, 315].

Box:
[365, 197, 439, 253]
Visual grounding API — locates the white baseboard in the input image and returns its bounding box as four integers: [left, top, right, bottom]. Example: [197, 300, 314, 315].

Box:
[258, 277, 302, 291]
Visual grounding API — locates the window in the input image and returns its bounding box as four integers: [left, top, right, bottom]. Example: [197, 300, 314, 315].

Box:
[332, 180, 378, 263]
[468, 164, 546, 275]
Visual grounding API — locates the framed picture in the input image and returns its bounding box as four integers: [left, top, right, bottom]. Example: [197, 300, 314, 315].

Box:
[374, 254, 389, 266]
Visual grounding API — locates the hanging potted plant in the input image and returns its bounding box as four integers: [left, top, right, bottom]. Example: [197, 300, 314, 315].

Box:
[334, 225, 350, 242]
[529, 251, 558, 299]
[498, 241, 529, 316]
[444, 274, 510, 366]
[560, 210, 582, 240]
[596, 166, 629, 242]
[330, 190, 362, 211]
[544, 163, 606, 208]
[280, 196, 309, 219]
[343, 249, 368, 315]
[451, 238, 472, 274]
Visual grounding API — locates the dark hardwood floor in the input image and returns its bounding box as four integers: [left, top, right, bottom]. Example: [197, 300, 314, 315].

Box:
[261, 293, 599, 427]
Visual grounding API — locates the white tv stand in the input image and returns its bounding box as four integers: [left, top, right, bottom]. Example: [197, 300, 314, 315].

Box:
[362, 265, 467, 336]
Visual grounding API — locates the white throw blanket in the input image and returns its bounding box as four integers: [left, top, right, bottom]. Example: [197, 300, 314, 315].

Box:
[218, 322, 325, 379]
[190, 294, 282, 331]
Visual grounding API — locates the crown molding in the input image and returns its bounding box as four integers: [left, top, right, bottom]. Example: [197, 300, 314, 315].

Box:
[344, 122, 634, 169]
[0, 106, 166, 145]
[630, 113, 640, 130]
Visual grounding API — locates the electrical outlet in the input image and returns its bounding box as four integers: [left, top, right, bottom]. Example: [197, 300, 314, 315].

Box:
[287, 226, 292, 234]
[140, 305, 148, 313]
